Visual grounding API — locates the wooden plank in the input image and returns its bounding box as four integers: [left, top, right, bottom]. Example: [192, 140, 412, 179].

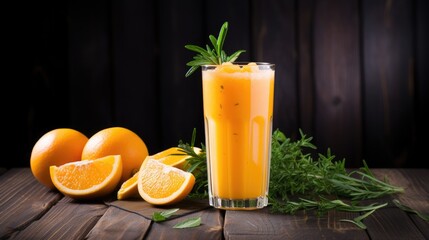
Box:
[0, 169, 62, 239]
[9, 201, 108, 240]
[224, 208, 367, 239]
[362, 0, 415, 167]
[251, 0, 299, 138]
[157, 0, 205, 150]
[298, 0, 315, 137]
[364, 208, 426, 240]
[415, 0, 429, 168]
[411, 215, 429, 239]
[144, 208, 224, 239]
[372, 169, 429, 215]
[312, 0, 362, 167]
[85, 207, 151, 239]
[105, 198, 210, 219]
[110, 0, 162, 154]
[68, 0, 114, 134]
[365, 169, 429, 239]
[0, 168, 427, 238]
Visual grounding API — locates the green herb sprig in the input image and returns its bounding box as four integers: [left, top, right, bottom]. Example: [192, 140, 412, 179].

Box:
[178, 128, 208, 199]
[269, 129, 404, 202]
[184, 21, 246, 77]
[268, 129, 404, 228]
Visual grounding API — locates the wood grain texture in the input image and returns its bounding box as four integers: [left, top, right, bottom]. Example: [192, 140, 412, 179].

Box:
[9, 202, 107, 240]
[415, 0, 429, 168]
[372, 169, 429, 215]
[362, 0, 415, 168]
[224, 208, 367, 240]
[368, 169, 429, 239]
[312, 0, 362, 167]
[298, 0, 316, 137]
[1, 168, 428, 239]
[106, 198, 210, 219]
[85, 207, 151, 240]
[0, 169, 62, 239]
[364, 208, 426, 240]
[411, 215, 429, 239]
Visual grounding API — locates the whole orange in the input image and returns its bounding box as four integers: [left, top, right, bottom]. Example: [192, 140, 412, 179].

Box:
[30, 128, 89, 189]
[81, 127, 149, 183]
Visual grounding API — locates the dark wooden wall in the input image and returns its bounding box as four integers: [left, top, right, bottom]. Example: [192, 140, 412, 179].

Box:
[5, 0, 428, 169]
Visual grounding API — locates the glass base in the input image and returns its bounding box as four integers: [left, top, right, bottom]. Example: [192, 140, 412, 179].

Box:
[209, 196, 268, 210]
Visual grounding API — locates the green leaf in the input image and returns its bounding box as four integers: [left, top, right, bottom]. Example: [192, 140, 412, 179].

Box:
[184, 45, 209, 55]
[185, 66, 199, 78]
[393, 199, 429, 221]
[217, 22, 228, 55]
[152, 208, 180, 222]
[209, 35, 218, 54]
[186, 59, 212, 67]
[340, 208, 378, 229]
[338, 202, 387, 229]
[227, 50, 246, 62]
[173, 217, 202, 229]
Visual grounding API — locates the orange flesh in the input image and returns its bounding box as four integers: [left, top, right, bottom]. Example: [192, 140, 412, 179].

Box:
[54, 158, 115, 190]
[140, 160, 187, 198]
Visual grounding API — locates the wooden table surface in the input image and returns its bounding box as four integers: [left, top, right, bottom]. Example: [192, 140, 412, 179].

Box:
[1, 168, 428, 240]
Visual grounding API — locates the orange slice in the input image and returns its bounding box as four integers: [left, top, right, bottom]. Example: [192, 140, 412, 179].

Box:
[154, 147, 201, 170]
[117, 171, 140, 200]
[117, 147, 200, 200]
[50, 155, 122, 199]
[137, 159, 195, 205]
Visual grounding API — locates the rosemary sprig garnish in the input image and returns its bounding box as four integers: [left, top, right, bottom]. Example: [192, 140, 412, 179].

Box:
[184, 21, 246, 77]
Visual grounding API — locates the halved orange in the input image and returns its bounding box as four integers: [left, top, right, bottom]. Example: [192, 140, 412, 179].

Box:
[116, 147, 200, 200]
[137, 159, 195, 205]
[50, 155, 122, 199]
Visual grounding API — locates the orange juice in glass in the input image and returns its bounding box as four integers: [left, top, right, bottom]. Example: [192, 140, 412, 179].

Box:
[202, 62, 275, 209]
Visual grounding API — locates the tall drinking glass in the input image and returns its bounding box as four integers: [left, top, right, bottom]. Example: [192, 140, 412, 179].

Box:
[202, 62, 275, 210]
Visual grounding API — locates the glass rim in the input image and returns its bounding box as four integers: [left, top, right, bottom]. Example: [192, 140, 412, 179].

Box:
[201, 62, 274, 67]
